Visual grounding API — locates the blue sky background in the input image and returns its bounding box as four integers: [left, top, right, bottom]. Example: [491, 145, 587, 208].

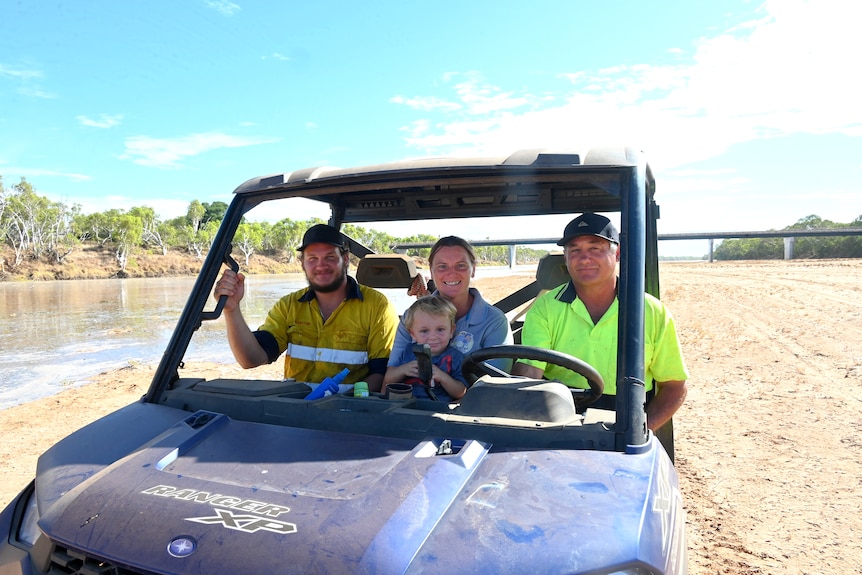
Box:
[1, 0, 860, 257]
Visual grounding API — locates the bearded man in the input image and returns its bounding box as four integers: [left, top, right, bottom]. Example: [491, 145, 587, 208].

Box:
[214, 224, 398, 392]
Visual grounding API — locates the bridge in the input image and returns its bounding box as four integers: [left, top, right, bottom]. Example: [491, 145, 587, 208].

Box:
[393, 228, 862, 264]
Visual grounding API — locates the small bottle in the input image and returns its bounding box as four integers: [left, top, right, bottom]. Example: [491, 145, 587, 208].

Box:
[306, 368, 350, 400]
[353, 381, 369, 397]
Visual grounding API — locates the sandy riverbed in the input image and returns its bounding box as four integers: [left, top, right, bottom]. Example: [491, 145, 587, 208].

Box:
[2, 261, 861, 574]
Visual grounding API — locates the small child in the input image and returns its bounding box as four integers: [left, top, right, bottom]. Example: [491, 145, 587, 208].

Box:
[383, 296, 467, 401]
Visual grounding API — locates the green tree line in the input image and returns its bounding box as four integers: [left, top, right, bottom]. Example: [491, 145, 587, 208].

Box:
[5, 178, 858, 273]
[714, 214, 862, 260]
[0, 177, 548, 273]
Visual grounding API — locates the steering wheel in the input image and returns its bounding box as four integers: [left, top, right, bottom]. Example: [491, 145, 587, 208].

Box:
[462, 345, 604, 409]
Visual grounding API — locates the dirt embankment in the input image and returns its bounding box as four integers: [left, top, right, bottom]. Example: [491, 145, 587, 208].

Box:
[0, 245, 298, 281]
[2, 260, 861, 574]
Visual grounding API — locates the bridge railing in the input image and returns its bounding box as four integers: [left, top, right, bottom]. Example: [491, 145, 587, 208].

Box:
[392, 228, 862, 264]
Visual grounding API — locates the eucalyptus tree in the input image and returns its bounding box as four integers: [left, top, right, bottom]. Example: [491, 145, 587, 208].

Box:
[187, 200, 206, 231]
[0, 179, 78, 267]
[201, 201, 228, 226]
[46, 201, 81, 263]
[234, 221, 266, 266]
[129, 205, 174, 256]
[265, 218, 304, 260]
[341, 223, 397, 255]
[75, 209, 123, 246]
[113, 213, 143, 273]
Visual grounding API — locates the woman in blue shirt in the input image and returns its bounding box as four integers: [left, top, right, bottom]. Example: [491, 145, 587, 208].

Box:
[388, 236, 513, 380]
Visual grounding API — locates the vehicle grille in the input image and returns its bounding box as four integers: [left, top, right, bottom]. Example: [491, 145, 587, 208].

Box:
[47, 544, 146, 575]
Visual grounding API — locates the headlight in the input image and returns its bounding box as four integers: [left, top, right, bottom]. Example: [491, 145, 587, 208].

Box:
[16, 488, 41, 547]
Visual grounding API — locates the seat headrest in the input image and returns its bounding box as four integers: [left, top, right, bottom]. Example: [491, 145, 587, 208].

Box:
[356, 254, 419, 288]
[535, 253, 569, 290]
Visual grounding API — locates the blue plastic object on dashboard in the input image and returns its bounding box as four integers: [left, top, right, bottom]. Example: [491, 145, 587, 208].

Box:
[305, 368, 350, 400]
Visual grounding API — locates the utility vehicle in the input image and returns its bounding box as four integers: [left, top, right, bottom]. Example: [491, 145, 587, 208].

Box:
[0, 147, 687, 574]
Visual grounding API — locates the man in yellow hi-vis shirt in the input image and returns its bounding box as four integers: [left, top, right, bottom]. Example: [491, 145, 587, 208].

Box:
[214, 224, 398, 393]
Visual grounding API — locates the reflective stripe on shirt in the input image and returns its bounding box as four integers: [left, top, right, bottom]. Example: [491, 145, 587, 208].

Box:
[287, 343, 370, 365]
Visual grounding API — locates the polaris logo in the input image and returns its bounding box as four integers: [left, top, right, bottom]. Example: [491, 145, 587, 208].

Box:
[143, 485, 297, 535]
[167, 536, 197, 557]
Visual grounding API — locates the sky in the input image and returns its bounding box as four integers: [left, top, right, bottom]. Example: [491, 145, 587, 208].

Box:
[1, 0, 860, 257]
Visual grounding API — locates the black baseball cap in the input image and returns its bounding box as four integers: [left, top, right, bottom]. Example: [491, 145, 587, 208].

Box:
[298, 224, 347, 251]
[557, 213, 620, 246]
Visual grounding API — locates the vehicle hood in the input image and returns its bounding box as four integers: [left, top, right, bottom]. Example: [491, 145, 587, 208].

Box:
[36, 408, 683, 574]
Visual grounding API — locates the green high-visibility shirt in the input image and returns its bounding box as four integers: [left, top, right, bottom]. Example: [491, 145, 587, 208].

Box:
[519, 281, 689, 394]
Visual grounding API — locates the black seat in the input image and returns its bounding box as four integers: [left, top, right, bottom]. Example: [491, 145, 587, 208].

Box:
[505, 253, 569, 344]
[535, 252, 569, 290]
[356, 254, 419, 289]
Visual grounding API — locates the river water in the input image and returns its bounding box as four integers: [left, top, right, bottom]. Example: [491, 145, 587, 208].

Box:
[0, 274, 316, 410]
[0, 266, 534, 410]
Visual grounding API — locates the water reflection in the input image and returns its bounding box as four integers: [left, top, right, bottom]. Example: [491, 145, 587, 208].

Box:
[0, 275, 301, 409]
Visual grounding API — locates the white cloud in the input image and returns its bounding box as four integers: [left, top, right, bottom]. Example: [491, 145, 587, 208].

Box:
[77, 114, 123, 128]
[389, 95, 462, 113]
[0, 65, 43, 80]
[0, 64, 55, 98]
[204, 0, 240, 16]
[17, 87, 56, 99]
[119, 132, 281, 169]
[383, 1, 862, 253]
[398, 119, 430, 137]
[264, 52, 291, 61]
[392, 0, 862, 171]
[393, 72, 544, 117]
[450, 72, 539, 115]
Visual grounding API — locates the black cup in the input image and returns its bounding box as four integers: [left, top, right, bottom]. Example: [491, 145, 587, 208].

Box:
[386, 383, 413, 400]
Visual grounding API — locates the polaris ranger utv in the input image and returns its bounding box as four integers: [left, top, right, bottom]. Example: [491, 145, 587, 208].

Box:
[0, 147, 687, 574]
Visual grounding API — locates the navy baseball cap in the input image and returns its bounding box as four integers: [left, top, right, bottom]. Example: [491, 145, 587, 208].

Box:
[557, 213, 620, 246]
[299, 224, 347, 251]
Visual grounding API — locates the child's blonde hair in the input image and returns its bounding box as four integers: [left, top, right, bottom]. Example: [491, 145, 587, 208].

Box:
[403, 295, 457, 329]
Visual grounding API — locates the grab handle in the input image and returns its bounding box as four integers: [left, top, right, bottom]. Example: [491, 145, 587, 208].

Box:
[201, 249, 240, 321]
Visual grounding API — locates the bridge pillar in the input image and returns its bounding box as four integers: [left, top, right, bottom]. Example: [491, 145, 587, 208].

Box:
[509, 245, 516, 269]
[708, 239, 714, 263]
[784, 237, 794, 260]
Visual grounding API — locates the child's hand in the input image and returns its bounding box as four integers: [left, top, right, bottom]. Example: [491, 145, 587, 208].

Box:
[384, 360, 419, 385]
[400, 360, 419, 379]
[430, 365, 447, 382]
[430, 365, 467, 399]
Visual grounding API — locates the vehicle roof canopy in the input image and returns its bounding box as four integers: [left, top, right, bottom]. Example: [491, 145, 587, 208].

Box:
[231, 147, 655, 224]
